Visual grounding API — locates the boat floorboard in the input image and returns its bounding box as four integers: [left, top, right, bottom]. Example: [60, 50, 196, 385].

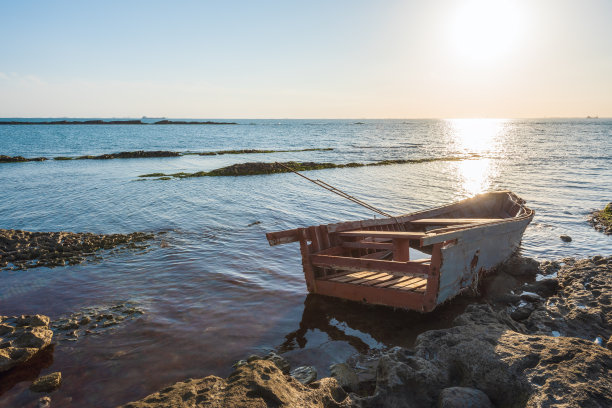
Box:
[320, 271, 427, 293]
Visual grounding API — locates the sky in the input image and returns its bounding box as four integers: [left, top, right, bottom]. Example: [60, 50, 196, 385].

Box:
[1, 0, 611, 118]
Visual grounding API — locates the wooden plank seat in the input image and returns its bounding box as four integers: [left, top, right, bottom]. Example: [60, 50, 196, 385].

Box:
[408, 218, 503, 225]
[337, 230, 425, 239]
[311, 253, 430, 276]
[320, 270, 428, 293]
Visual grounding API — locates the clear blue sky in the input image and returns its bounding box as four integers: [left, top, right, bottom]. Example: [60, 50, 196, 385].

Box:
[1, 0, 611, 118]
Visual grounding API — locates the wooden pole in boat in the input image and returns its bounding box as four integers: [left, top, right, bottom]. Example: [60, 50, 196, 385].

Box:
[275, 162, 394, 218]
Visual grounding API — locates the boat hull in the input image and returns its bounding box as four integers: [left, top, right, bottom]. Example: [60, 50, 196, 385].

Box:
[266, 191, 534, 312]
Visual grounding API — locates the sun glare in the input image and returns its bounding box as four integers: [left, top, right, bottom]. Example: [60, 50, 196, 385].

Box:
[449, 0, 522, 62]
[447, 118, 505, 153]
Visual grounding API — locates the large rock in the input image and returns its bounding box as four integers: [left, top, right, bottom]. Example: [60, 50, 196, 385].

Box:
[498, 255, 540, 277]
[119, 359, 351, 407]
[355, 303, 612, 408]
[0, 315, 53, 372]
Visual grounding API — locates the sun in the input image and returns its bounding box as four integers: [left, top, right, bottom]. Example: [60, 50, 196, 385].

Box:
[449, 0, 522, 62]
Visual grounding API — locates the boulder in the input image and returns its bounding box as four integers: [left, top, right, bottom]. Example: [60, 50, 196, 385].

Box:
[498, 255, 540, 277]
[0, 315, 53, 373]
[30, 372, 62, 393]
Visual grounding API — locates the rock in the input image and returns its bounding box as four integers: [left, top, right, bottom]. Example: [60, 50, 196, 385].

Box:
[15, 315, 50, 327]
[264, 351, 291, 374]
[30, 372, 62, 393]
[329, 363, 359, 393]
[0, 315, 53, 372]
[538, 260, 561, 276]
[290, 365, 317, 385]
[560, 235, 572, 242]
[438, 387, 493, 408]
[37, 396, 51, 408]
[520, 292, 545, 303]
[499, 255, 540, 277]
[246, 354, 261, 363]
[511, 306, 534, 321]
[119, 359, 351, 407]
[523, 278, 559, 298]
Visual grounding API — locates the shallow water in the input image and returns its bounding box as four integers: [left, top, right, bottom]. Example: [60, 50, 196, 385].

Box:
[0, 119, 610, 406]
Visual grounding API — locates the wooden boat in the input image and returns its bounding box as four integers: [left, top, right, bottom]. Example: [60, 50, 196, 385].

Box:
[266, 191, 534, 312]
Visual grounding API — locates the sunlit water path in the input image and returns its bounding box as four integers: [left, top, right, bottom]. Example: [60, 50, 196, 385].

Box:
[0, 119, 610, 406]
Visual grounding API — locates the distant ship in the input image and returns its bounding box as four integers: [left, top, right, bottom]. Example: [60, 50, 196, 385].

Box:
[586, 115, 599, 119]
[142, 116, 166, 120]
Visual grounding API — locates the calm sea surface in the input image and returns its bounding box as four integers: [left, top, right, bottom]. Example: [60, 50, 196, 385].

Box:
[1, 119, 610, 406]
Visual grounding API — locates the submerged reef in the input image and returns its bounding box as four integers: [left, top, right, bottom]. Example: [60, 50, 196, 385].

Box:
[69, 151, 181, 160]
[588, 203, 612, 234]
[1, 148, 333, 162]
[51, 302, 145, 342]
[185, 147, 334, 156]
[139, 156, 476, 179]
[0, 229, 155, 270]
[0, 120, 237, 125]
[0, 155, 47, 163]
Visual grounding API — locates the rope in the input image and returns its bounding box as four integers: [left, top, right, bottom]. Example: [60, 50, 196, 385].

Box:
[276, 162, 394, 218]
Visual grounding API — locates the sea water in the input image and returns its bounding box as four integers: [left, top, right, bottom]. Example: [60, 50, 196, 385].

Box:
[0, 119, 610, 406]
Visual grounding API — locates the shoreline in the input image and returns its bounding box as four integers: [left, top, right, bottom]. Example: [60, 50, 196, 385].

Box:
[2, 254, 610, 407]
[118, 255, 612, 407]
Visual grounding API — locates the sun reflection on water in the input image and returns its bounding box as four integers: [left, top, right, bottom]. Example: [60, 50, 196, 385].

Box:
[447, 118, 506, 153]
[446, 119, 507, 196]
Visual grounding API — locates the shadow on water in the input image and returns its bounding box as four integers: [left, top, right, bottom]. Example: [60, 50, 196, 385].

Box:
[279, 292, 480, 355]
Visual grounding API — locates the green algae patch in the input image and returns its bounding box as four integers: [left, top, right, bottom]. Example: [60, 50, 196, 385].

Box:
[139, 172, 167, 177]
[588, 202, 612, 234]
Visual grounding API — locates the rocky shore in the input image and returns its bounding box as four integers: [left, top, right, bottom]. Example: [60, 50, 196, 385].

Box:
[120, 256, 612, 407]
[0, 229, 154, 270]
[588, 203, 612, 234]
